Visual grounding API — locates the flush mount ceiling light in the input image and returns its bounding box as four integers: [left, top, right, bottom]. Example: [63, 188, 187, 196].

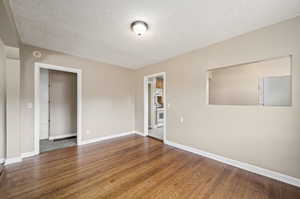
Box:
[131, 21, 148, 37]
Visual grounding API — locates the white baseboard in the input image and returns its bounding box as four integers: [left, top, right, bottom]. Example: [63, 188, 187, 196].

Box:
[0, 131, 145, 165]
[134, 131, 146, 136]
[5, 157, 23, 165]
[49, 133, 77, 140]
[21, 151, 38, 158]
[78, 131, 135, 146]
[165, 140, 300, 188]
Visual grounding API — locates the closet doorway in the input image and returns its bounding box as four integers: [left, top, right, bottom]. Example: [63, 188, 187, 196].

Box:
[34, 63, 82, 154]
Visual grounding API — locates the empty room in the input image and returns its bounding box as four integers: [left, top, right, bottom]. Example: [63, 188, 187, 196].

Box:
[0, 0, 300, 198]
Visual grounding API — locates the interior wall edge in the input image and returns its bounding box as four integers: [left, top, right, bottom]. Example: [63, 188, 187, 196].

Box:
[4, 156, 22, 165]
[0, 36, 6, 160]
[12, 131, 141, 160]
[78, 131, 136, 146]
[165, 139, 300, 188]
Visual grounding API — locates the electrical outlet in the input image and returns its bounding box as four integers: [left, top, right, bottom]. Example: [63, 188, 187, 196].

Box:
[86, 130, 91, 135]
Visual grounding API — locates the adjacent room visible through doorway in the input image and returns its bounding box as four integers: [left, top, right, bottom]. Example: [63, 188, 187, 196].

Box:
[144, 73, 166, 141]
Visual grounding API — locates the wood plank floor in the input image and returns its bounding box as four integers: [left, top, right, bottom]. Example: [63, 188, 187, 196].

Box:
[1, 135, 300, 199]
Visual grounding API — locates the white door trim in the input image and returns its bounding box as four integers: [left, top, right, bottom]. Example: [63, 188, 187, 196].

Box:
[144, 72, 166, 142]
[34, 62, 82, 155]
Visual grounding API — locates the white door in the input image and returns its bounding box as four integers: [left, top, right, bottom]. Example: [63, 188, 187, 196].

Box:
[39, 69, 49, 140]
[49, 70, 77, 139]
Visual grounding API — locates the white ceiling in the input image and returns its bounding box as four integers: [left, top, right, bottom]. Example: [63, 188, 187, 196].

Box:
[9, 0, 300, 69]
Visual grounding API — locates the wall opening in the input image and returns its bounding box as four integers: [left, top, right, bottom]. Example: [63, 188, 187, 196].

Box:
[207, 56, 292, 106]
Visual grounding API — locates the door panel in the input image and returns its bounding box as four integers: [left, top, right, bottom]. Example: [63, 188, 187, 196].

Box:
[40, 69, 49, 139]
[49, 70, 77, 138]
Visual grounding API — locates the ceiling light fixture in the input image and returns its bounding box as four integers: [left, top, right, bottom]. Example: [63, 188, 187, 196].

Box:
[131, 21, 148, 37]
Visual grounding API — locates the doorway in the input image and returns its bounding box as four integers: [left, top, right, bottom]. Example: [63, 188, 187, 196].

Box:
[34, 63, 82, 155]
[144, 72, 166, 142]
[39, 69, 77, 152]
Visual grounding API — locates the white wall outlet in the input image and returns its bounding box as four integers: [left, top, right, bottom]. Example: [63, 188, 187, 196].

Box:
[86, 130, 91, 135]
[180, 116, 184, 124]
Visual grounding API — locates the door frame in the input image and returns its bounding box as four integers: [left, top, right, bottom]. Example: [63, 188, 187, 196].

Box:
[34, 62, 82, 155]
[144, 72, 166, 142]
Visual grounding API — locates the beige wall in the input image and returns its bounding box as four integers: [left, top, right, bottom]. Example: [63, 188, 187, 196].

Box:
[0, 40, 21, 160]
[6, 58, 20, 158]
[20, 44, 135, 154]
[209, 56, 291, 105]
[0, 38, 6, 160]
[134, 16, 300, 178]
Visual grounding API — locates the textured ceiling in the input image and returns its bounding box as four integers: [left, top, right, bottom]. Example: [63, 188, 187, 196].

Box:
[9, 0, 300, 69]
[0, 0, 19, 47]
